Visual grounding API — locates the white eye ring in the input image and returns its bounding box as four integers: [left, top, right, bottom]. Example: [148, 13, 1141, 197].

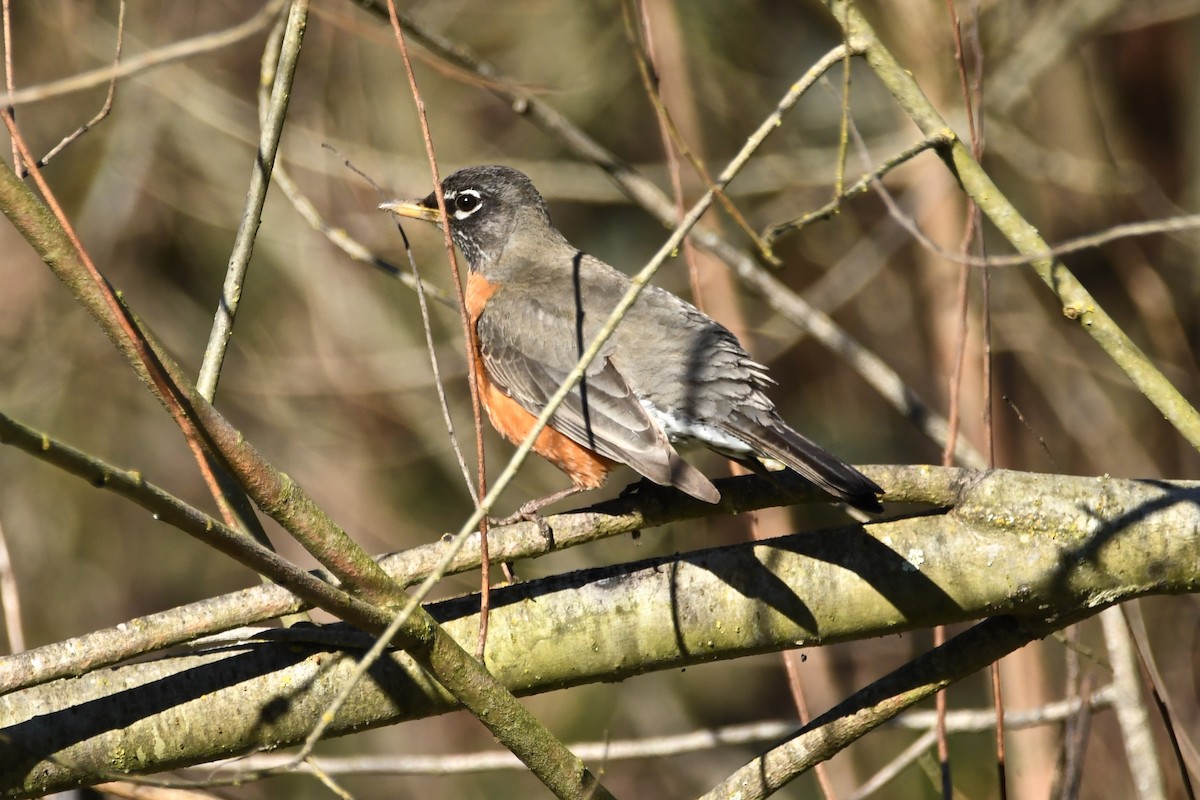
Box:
[448, 189, 482, 220]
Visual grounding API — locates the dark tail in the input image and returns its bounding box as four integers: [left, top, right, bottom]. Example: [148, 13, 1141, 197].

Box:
[724, 413, 883, 513]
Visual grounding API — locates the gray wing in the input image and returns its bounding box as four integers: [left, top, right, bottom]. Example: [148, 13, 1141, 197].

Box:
[476, 289, 719, 502]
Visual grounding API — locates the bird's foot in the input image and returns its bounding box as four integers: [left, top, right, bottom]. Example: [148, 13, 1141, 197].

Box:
[488, 495, 558, 528]
[489, 485, 589, 542]
[490, 499, 553, 541]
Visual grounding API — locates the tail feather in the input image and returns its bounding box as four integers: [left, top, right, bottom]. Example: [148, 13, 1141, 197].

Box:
[665, 454, 721, 503]
[724, 414, 883, 513]
[622, 424, 721, 503]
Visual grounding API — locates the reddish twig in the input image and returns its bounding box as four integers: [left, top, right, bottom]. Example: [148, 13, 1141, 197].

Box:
[381, 0, 494, 660]
[945, 2, 1005, 798]
[2, 0, 14, 171]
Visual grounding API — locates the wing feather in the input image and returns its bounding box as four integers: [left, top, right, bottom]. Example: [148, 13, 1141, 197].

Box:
[477, 291, 719, 503]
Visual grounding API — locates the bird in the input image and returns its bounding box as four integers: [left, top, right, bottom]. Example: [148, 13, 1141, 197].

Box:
[381, 165, 883, 518]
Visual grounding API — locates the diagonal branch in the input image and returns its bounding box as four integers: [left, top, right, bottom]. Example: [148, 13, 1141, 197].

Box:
[3, 1, 288, 108]
[700, 614, 1079, 800]
[0, 133, 399, 606]
[826, 0, 1200, 453]
[197, 0, 306, 400]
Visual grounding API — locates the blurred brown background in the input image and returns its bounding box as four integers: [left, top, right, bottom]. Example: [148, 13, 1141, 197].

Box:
[1, 1, 1198, 797]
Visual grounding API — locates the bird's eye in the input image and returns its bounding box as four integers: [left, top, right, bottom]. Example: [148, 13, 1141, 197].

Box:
[451, 190, 482, 219]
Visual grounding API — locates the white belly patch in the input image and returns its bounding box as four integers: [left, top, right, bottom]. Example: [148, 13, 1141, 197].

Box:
[638, 399, 787, 471]
[639, 399, 753, 456]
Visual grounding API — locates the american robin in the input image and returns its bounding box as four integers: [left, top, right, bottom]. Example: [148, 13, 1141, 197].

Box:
[381, 165, 883, 516]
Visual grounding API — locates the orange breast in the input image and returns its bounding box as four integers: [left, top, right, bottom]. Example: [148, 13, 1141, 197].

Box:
[466, 273, 614, 489]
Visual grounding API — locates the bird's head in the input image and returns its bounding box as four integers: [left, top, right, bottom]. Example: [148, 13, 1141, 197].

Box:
[381, 165, 553, 270]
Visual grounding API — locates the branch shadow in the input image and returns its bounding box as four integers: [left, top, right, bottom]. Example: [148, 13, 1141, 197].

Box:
[1047, 478, 1200, 596]
[0, 635, 425, 788]
[431, 513, 962, 662]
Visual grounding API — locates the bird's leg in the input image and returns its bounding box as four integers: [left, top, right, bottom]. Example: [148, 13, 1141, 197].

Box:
[490, 485, 590, 539]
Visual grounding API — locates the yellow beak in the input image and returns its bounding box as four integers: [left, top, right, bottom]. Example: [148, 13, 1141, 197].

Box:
[379, 199, 442, 224]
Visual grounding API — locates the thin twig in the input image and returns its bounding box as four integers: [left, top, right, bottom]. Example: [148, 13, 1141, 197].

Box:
[0, 516, 23, 654]
[849, 730, 938, 800]
[932, 623, 952, 797]
[960, 2, 1007, 790]
[619, 0, 773, 273]
[3, 0, 288, 108]
[835, 5, 852, 200]
[306, 759, 353, 800]
[780, 649, 836, 800]
[1053, 624, 1085, 800]
[824, 106, 986, 470]
[383, 203, 479, 505]
[1056, 670, 1095, 800]
[625, 0, 704, 309]
[214, 720, 802, 776]
[1122, 602, 1199, 798]
[0, 409, 381, 640]
[202, 687, 1120, 779]
[830, 0, 1200, 452]
[381, 0, 496, 661]
[197, 0, 307, 400]
[315, 145, 474, 497]
[192, 1, 302, 552]
[793, 110, 1200, 266]
[941, 255, 971, 468]
[762, 134, 948, 243]
[302, 147, 453, 300]
[918, 212, 1200, 269]
[936, 125, 973, 797]
[944, 3, 991, 798]
[38, 1, 126, 168]
[2, 0, 15, 171]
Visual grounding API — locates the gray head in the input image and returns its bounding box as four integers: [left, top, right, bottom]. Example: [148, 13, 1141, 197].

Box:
[412, 165, 554, 269]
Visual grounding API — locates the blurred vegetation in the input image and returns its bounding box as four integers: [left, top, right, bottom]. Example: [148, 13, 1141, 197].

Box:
[0, 1, 1198, 798]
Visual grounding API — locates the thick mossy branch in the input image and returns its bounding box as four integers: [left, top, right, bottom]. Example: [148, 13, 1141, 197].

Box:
[1, 469, 1196, 796]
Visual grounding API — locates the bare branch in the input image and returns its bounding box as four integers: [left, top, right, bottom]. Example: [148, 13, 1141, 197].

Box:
[827, 0, 1200, 452]
[200, 690, 1116, 779]
[4, 469, 1196, 795]
[197, 0, 306, 400]
[3, 1, 288, 108]
[36, 0, 126, 169]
